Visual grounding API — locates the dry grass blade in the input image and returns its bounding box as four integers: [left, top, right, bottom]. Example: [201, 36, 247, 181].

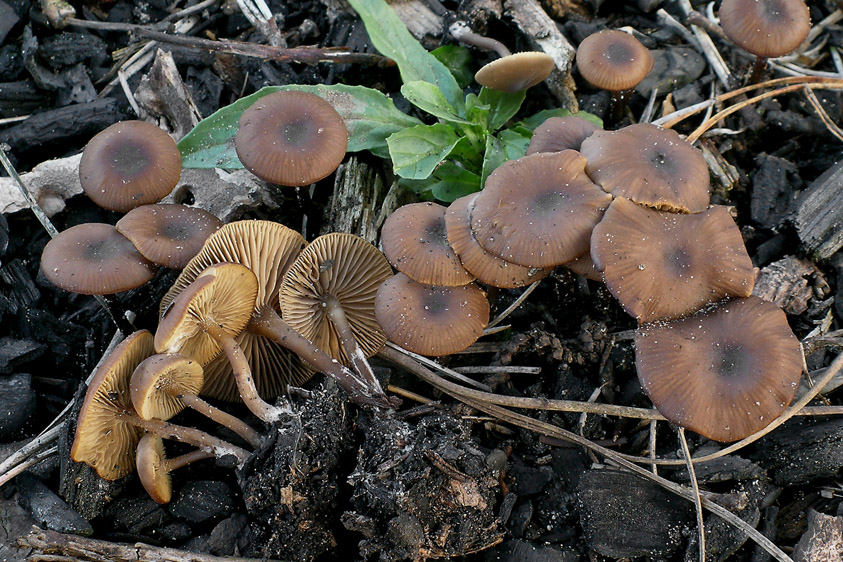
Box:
[679, 428, 705, 562]
[801, 85, 843, 142]
[486, 279, 542, 330]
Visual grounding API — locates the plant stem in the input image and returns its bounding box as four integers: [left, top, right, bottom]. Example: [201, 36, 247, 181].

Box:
[177, 393, 262, 447]
[126, 414, 250, 463]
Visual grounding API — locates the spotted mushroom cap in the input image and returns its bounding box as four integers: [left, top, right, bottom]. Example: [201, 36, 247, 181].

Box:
[381, 202, 474, 286]
[471, 151, 612, 268]
[375, 273, 490, 356]
[235, 91, 348, 186]
[280, 233, 393, 365]
[635, 296, 803, 442]
[591, 197, 756, 323]
[40, 223, 157, 295]
[576, 30, 654, 92]
[70, 330, 153, 480]
[79, 121, 181, 213]
[474, 52, 556, 92]
[116, 204, 222, 269]
[130, 353, 204, 421]
[719, 0, 811, 59]
[580, 123, 710, 214]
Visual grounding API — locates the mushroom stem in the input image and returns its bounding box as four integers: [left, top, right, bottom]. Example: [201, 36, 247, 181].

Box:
[321, 295, 386, 396]
[610, 90, 631, 123]
[122, 413, 250, 463]
[248, 305, 399, 409]
[163, 448, 214, 472]
[748, 57, 768, 85]
[176, 393, 262, 448]
[449, 21, 511, 58]
[203, 321, 291, 424]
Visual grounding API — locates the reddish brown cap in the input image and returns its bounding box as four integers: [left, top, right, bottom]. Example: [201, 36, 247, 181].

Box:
[41, 223, 157, 295]
[591, 198, 756, 323]
[580, 124, 710, 214]
[130, 353, 204, 421]
[471, 151, 612, 268]
[576, 30, 654, 91]
[445, 193, 551, 288]
[474, 52, 556, 92]
[79, 121, 181, 212]
[375, 273, 489, 356]
[235, 91, 348, 186]
[526, 116, 601, 155]
[135, 434, 174, 504]
[635, 296, 803, 442]
[116, 204, 222, 269]
[719, 0, 811, 58]
[381, 202, 474, 286]
[566, 251, 603, 282]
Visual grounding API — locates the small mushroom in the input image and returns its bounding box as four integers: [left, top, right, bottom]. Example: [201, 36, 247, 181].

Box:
[136, 434, 213, 504]
[635, 296, 803, 442]
[235, 91, 348, 186]
[580, 123, 710, 214]
[381, 202, 474, 286]
[374, 273, 490, 357]
[719, 0, 811, 83]
[116, 204, 222, 269]
[79, 121, 181, 213]
[40, 223, 157, 295]
[526, 116, 601, 155]
[591, 197, 756, 323]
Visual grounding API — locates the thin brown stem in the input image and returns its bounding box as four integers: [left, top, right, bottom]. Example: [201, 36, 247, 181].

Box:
[163, 448, 214, 472]
[322, 296, 385, 394]
[749, 57, 769, 85]
[126, 414, 250, 463]
[177, 393, 261, 447]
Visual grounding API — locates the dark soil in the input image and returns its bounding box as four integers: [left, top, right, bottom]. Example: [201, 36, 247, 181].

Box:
[2, 0, 843, 561]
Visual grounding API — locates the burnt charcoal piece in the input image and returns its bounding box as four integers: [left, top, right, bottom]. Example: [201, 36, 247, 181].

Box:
[0, 373, 35, 437]
[102, 495, 170, 536]
[17, 472, 93, 535]
[751, 419, 843, 485]
[37, 32, 107, 70]
[168, 481, 234, 524]
[0, 1, 20, 46]
[343, 410, 503, 561]
[751, 153, 802, 228]
[0, 337, 44, 373]
[0, 258, 40, 316]
[793, 509, 843, 561]
[753, 256, 822, 315]
[793, 159, 843, 259]
[484, 539, 580, 562]
[0, 45, 23, 81]
[239, 381, 353, 562]
[205, 513, 250, 556]
[0, 80, 51, 117]
[577, 469, 692, 558]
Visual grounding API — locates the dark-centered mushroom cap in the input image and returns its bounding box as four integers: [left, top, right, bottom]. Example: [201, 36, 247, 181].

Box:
[155, 263, 259, 365]
[719, 0, 811, 58]
[471, 151, 612, 268]
[580, 123, 710, 214]
[116, 204, 222, 269]
[135, 434, 173, 504]
[41, 223, 157, 295]
[635, 296, 803, 442]
[130, 353, 204, 421]
[79, 120, 181, 213]
[235, 91, 348, 186]
[474, 51, 556, 92]
[375, 273, 490, 356]
[591, 198, 756, 323]
[280, 232, 393, 364]
[576, 30, 654, 92]
[526, 116, 601, 155]
[71, 330, 153, 480]
[160, 220, 310, 401]
[381, 202, 474, 286]
[445, 193, 551, 288]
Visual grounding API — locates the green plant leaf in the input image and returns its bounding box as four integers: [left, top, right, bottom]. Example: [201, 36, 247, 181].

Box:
[346, 0, 464, 112]
[478, 87, 526, 131]
[387, 123, 460, 179]
[447, 136, 484, 173]
[401, 81, 471, 124]
[518, 108, 603, 132]
[480, 128, 531, 186]
[177, 84, 422, 168]
[431, 45, 474, 89]
[465, 93, 490, 128]
[428, 162, 481, 202]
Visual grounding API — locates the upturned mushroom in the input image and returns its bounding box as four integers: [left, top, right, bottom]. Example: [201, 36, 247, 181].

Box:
[136, 434, 213, 504]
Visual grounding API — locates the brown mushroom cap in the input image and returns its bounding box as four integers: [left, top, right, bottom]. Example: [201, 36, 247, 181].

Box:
[470, 151, 612, 268]
[130, 353, 204, 421]
[155, 263, 259, 365]
[580, 124, 710, 214]
[374, 273, 490, 356]
[576, 30, 654, 92]
[235, 91, 348, 186]
[135, 434, 174, 504]
[474, 51, 556, 92]
[635, 296, 803, 442]
[41, 223, 157, 295]
[444, 193, 551, 288]
[719, 0, 811, 59]
[591, 197, 756, 323]
[279, 232, 393, 364]
[381, 202, 474, 286]
[116, 204, 222, 269]
[79, 121, 181, 213]
[70, 330, 153, 480]
[566, 251, 603, 282]
[526, 116, 601, 155]
[160, 220, 309, 401]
